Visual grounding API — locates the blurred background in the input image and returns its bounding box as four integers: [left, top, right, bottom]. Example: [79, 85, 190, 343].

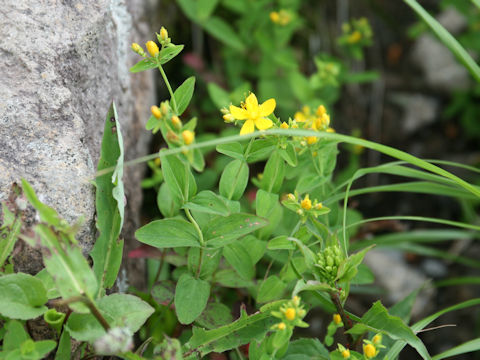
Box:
[139, 0, 480, 358]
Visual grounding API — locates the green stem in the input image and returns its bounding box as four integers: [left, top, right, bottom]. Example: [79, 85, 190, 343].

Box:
[158, 64, 179, 114]
[330, 291, 353, 345]
[185, 209, 204, 246]
[56, 296, 110, 331]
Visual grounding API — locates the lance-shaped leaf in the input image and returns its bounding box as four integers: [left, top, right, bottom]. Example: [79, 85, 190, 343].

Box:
[347, 301, 430, 360]
[173, 76, 195, 115]
[35, 224, 98, 313]
[135, 218, 200, 248]
[185, 306, 277, 357]
[90, 102, 125, 295]
[22, 180, 98, 313]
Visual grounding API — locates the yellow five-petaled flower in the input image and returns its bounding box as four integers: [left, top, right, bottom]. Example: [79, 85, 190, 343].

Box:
[229, 93, 276, 135]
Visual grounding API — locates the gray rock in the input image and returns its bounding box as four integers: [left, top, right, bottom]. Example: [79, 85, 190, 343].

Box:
[364, 249, 435, 318]
[0, 0, 154, 282]
[411, 34, 470, 91]
[389, 92, 439, 133]
[437, 7, 467, 35]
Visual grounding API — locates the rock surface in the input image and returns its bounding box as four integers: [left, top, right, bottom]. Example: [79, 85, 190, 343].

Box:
[0, 0, 154, 284]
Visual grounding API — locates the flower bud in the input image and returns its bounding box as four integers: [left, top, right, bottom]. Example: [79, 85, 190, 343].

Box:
[160, 26, 169, 42]
[284, 308, 296, 321]
[223, 113, 235, 123]
[151, 105, 162, 119]
[363, 344, 377, 359]
[160, 101, 169, 115]
[131, 43, 145, 56]
[146, 40, 159, 57]
[333, 313, 342, 325]
[287, 193, 296, 201]
[182, 130, 195, 145]
[373, 334, 382, 344]
[306, 136, 318, 145]
[280, 122, 289, 129]
[342, 349, 350, 359]
[171, 115, 182, 129]
[277, 322, 286, 330]
[301, 195, 312, 210]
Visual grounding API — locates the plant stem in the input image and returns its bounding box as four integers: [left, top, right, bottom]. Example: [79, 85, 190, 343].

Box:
[185, 208, 205, 279]
[55, 295, 110, 331]
[330, 291, 354, 344]
[158, 64, 179, 115]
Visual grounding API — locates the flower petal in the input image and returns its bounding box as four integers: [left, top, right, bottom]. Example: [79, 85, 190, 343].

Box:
[229, 105, 248, 120]
[240, 119, 255, 135]
[259, 98, 276, 117]
[245, 93, 258, 112]
[255, 117, 273, 130]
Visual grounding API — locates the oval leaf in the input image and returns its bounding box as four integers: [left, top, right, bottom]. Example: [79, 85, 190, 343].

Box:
[175, 274, 210, 324]
[135, 219, 200, 248]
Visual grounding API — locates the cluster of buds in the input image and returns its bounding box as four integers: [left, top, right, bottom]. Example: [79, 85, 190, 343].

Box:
[149, 101, 195, 146]
[312, 57, 342, 88]
[131, 26, 172, 60]
[271, 296, 308, 331]
[282, 192, 329, 221]
[294, 105, 333, 132]
[220, 107, 235, 123]
[269, 9, 292, 26]
[363, 334, 385, 359]
[340, 17, 372, 45]
[315, 245, 344, 284]
[337, 344, 351, 359]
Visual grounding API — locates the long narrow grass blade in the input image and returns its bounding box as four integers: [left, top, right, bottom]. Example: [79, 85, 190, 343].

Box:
[403, 0, 480, 82]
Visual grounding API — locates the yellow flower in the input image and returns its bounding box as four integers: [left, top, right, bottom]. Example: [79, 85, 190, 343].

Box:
[348, 30, 362, 44]
[151, 105, 162, 119]
[306, 136, 317, 145]
[146, 41, 159, 57]
[182, 130, 195, 145]
[229, 93, 275, 135]
[333, 313, 342, 325]
[301, 195, 312, 210]
[363, 343, 377, 359]
[270, 11, 280, 23]
[342, 349, 350, 359]
[284, 308, 296, 321]
[316, 105, 326, 117]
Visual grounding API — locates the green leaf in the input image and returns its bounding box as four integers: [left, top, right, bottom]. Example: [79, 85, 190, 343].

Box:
[159, 44, 184, 64]
[3, 320, 29, 352]
[183, 190, 230, 216]
[207, 82, 231, 109]
[0, 204, 21, 269]
[0, 273, 47, 320]
[44, 309, 66, 333]
[185, 308, 274, 357]
[389, 286, 422, 324]
[245, 139, 276, 163]
[197, 0, 220, 20]
[385, 299, 480, 359]
[91, 102, 125, 295]
[223, 241, 254, 279]
[21, 179, 63, 228]
[219, 159, 249, 200]
[215, 269, 255, 288]
[404, 0, 480, 82]
[292, 279, 335, 297]
[255, 189, 278, 218]
[175, 274, 210, 324]
[135, 219, 200, 248]
[195, 302, 233, 329]
[281, 338, 330, 360]
[161, 152, 197, 204]
[336, 245, 374, 284]
[216, 142, 244, 160]
[347, 301, 430, 360]
[204, 213, 268, 248]
[432, 338, 480, 360]
[153, 336, 184, 359]
[129, 58, 158, 73]
[35, 224, 98, 313]
[278, 143, 298, 167]
[268, 236, 296, 250]
[261, 151, 285, 193]
[202, 16, 245, 51]
[157, 182, 181, 217]
[242, 235, 267, 265]
[173, 77, 195, 115]
[35, 269, 60, 299]
[257, 276, 286, 303]
[66, 294, 154, 342]
[54, 331, 71, 360]
[151, 280, 176, 305]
